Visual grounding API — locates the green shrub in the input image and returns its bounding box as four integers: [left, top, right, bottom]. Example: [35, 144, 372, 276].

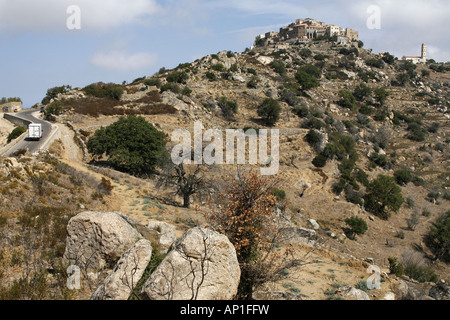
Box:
[160, 83, 181, 94]
[337, 90, 356, 110]
[295, 70, 320, 90]
[293, 105, 309, 118]
[369, 153, 388, 169]
[44, 101, 66, 118]
[312, 154, 328, 168]
[364, 175, 404, 219]
[394, 169, 413, 186]
[426, 211, 450, 262]
[218, 96, 238, 119]
[270, 60, 286, 75]
[166, 71, 189, 84]
[7, 126, 26, 143]
[257, 98, 281, 126]
[314, 54, 328, 61]
[280, 90, 300, 107]
[301, 117, 325, 130]
[299, 48, 312, 58]
[366, 58, 384, 69]
[428, 122, 440, 133]
[247, 76, 259, 89]
[388, 257, 404, 276]
[404, 262, 439, 283]
[407, 122, 427, 142]
[144, 78, 162, 88]
[211, 63, 226, 72]
[205, 72, 217, 81]
[374, 88, 390, 106]
[271, 188, 286, 202]
[345, 216, 368, 239]
[181, 86, 192, 97]
[83, 82, 124, 100]
[41, 85, 72, 105]
[353, 83, 372, 101]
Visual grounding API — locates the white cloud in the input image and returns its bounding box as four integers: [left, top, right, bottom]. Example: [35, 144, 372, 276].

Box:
[90, 51, 158, 71]
[0, 0, 161, 32]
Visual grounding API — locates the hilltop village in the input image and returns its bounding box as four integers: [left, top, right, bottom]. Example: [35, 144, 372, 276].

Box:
[255, 18, 359, 46]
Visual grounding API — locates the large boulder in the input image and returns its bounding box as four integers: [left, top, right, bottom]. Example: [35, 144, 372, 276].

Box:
[91, 239, 153, 300]
[429, 281, 450, 300]
[142, 227, 240, 300]
[338, 286, 370, 300]
[279, 227, 316, 245]
[64, 211, 143, 271]
[147, 221, 177, 251]
[395, 280, 431, 300]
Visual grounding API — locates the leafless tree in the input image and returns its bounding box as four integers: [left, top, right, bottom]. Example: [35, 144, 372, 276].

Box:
[156, 162, 216, 208]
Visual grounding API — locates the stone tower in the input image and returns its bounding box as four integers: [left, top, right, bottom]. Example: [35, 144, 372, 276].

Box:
[421, 43, 427, 61]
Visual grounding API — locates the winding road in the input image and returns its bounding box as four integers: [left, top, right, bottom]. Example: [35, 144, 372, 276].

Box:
[2, 109, 54, 157]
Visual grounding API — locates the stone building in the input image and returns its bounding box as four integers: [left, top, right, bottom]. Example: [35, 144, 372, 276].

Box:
[345, 28, 359, 41]
[255, 18, 359, 46]
[1, 102, 22, 113]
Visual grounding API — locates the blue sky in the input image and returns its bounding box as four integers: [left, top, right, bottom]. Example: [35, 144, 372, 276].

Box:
[0, 0, 449, 108]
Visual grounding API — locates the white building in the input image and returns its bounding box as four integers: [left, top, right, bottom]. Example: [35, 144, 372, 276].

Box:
[402, 44, 427, 64]
[326, 25, 342, 37]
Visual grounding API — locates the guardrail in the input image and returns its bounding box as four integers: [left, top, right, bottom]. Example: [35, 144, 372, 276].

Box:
[3, 113, 32, 128]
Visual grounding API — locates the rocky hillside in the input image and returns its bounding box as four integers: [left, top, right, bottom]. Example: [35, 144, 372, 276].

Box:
[1, 37, 449, 300]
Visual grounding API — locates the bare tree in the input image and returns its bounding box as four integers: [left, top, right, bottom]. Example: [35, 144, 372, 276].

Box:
[156, 162, 216, 208]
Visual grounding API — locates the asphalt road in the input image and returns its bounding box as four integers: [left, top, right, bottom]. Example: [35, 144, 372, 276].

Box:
[3, 109, 53, 157]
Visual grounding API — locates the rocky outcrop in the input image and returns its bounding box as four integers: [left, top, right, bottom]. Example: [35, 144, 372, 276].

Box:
[91, 239, 153, 300]
[429, 281, 450, 300]
[395, 280, 433, 300]
[63, 211, 143, 271]
[142, 227, 240, 300]
[337, 286, 370, 300]
[279, 226, 316, 245]
[147, 221, 177, 251]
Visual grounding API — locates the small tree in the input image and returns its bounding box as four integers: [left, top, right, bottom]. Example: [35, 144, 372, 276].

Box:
[394, 169, 412, 186]
[269, 60, 286, 75]
[426, 211, 450, 262]
[257, 98, 281, 126]
[87, 115, 167, 176]
[167, 71, 189, 84]
[345, 216, 368, 240]
[337, 89, 356, 110]
[353, 83, 372, 101]
[295, 70, 320, 90]
[364, 175, 404, 219]
[374, 87, 390, 106]
[218, 96, 238, 119]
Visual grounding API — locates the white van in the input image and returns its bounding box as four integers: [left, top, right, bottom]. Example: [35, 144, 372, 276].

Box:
[28, 123, 43, 140]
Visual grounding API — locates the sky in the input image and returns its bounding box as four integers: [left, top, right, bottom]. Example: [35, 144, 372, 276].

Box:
[0, 0, 449, 108]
